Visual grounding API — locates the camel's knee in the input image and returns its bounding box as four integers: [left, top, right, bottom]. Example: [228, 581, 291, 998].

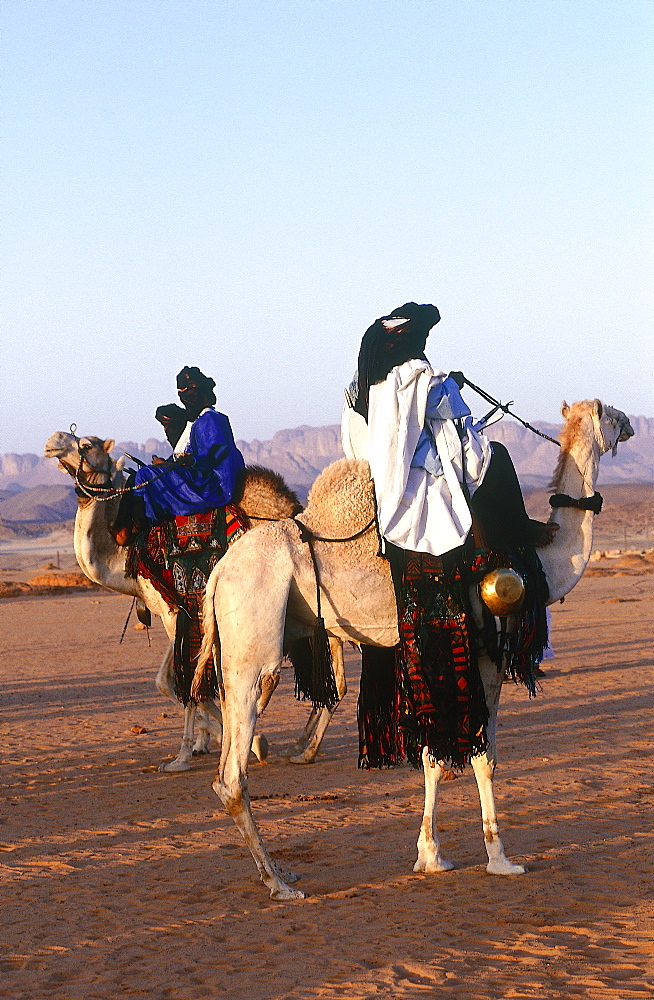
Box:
[212, 777, 246, 819]
[472, 752, 496, 782]
[256, 669, 280, 716]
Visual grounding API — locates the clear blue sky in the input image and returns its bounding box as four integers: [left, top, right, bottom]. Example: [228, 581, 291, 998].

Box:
[2, 0, 652, 453]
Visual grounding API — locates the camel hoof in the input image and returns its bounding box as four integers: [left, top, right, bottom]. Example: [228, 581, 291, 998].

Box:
[192, 747, 211, 756]
[251, 734, 269, 762]
[269, 884, 306, 901]
[158, 758, 192, 773]
[413, 858, 455, 873]
[486, 859, 527, 875]
[289, 751, 316, 765]
[272, 864, 300, 884]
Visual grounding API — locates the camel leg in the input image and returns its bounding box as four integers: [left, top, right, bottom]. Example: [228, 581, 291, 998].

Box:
[153, 643, 195, 772]
[473, 654, 526, 875]
[158, 702, 197, 772]
[214, 666, 304, 900]
[290, 638, 347, 764]
[154, 643, 177, 703]
[192, 704, 223, 755]
[154, 644, 209, 771]
[292, 706, 320, 752]
[155, 633, 226, 769]
[413, 747, 455, 873]
[256, 667, 280, 716]
[210, 540, 305, 899]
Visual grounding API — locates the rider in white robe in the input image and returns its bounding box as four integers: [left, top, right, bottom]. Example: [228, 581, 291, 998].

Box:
[342, 303, 491, 556]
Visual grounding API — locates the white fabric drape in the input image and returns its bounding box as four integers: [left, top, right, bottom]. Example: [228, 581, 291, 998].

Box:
[366, 359, 491, 556]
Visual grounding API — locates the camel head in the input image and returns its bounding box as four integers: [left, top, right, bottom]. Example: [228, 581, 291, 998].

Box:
[560, 400, 634, 458]
[44, 431, 121, 485]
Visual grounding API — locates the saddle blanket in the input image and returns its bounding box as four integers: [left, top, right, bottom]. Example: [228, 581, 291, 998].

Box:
[131, 504, 250, 704]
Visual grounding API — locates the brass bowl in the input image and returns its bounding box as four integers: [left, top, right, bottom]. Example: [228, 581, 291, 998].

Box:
[479, 567, 525, 616]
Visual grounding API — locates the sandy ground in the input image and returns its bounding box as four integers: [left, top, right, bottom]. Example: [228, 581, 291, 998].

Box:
[1, 571, 653, 1000]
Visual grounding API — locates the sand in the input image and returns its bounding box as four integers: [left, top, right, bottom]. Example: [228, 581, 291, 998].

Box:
[1, 571, 653, 1000]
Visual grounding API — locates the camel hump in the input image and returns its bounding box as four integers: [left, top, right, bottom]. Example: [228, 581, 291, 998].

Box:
[302, 458, 375, 537]
[235, 465, 303, 520]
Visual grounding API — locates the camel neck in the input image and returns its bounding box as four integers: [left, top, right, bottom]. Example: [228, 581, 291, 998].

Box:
[550, 426, 601, 500]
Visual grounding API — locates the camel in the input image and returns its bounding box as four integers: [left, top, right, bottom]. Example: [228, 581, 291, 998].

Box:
[195, 400, 634, 899]
[43, 430, 333, 770]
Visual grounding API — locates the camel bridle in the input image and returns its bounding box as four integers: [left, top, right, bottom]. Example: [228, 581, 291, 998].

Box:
[57, 425, 118, 500]
[548, 405, 631, 518]
[61, 425, 180, 502]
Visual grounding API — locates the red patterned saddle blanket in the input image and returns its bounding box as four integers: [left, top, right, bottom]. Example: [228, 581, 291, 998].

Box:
[133, 504, 250, 703]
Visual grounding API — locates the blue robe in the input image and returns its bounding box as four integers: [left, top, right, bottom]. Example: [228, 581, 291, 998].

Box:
[135, 409, 245, 521]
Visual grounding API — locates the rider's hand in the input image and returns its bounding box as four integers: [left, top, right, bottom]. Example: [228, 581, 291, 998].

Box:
[151, 455, 166, 465]
[176, 453, 194, 466]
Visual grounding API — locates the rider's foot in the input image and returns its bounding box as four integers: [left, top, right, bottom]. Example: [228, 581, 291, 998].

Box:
[113, 526, 131, 546]
[530, 520, 559, 548]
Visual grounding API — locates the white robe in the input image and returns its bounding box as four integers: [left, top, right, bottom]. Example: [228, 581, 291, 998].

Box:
[348, 359, 491, 556]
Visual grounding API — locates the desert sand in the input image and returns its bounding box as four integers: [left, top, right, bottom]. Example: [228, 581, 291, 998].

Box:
[1, 567, 653, 999]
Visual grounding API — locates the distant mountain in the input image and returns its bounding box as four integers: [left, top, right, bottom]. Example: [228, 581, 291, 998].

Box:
[2, 416, 652, 509]
[0, 484, 78, 523]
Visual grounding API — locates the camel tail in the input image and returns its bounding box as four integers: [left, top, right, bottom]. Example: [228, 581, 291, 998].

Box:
[191, 568, 221, 701]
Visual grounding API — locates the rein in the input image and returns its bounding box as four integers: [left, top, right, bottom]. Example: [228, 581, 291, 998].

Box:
[460, 377, 561, 447]
[459, 384, 623, 517]
[294, 516, 377, 545]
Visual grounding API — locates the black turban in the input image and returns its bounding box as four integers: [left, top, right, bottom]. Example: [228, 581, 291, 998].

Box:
[176, 366, 217, 411]
[176, 366, 216, 394]
[354, 302, 441, 419]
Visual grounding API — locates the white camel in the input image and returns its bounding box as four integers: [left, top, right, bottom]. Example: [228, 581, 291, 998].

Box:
[195, 399, 634, 899]
[44, 430, 328, 770]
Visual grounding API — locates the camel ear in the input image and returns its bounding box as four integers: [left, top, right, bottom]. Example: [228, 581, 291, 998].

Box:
[593, 399, 603, 418]
[103, 439, 115, 454]
[561, 402, 569, 418]
[115, 455, 126, 471]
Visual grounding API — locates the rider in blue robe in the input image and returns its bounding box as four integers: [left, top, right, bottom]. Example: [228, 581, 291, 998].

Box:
[135, 367, 245, 522]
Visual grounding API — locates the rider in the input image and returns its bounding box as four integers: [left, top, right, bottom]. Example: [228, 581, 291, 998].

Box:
[347, 303, 551, 769]
[344, 302, 554, 556]
[152, 403, 188, 458]
[112, 368, 244, 545]
[134, 366, 245, 522]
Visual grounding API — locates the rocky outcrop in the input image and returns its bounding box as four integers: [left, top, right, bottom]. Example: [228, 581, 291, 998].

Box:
[236, 425, 344, 489]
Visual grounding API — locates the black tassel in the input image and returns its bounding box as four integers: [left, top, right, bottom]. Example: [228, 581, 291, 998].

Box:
[288, 637, 313, 702]
[308, 617, 338, 710]
[287, 629, 338, 710]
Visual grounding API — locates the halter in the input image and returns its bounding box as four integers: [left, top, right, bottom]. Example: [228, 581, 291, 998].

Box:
[547, 408, 627, 517]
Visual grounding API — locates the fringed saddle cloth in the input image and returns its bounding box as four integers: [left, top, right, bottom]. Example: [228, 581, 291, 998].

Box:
[358, 541, 549, 771]
[127, 505, 250, 703]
